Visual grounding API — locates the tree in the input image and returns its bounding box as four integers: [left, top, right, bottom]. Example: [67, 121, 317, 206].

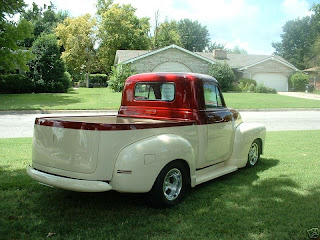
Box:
[108, 64, 136, 92]
[97, 3, 151, 71]
[272, 16, 318, 69]
[0, 0, 33, 73]
[20, 2, 68, 48]
[0, 0, 25, 20]
[28, 34, 69, 92]
[207, 42, 227, 52]
[154, 20, 182, 49]
[227, 46, 248, 54]
[55, 14, 96, 87]
[177, 19, 210, 52]
[208, 62, 236, 91]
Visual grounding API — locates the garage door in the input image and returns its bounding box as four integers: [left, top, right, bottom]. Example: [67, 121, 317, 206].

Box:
[152, 62, 192, 73]
[253, 73, 288, 92]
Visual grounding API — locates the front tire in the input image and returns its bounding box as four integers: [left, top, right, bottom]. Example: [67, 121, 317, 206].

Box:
[247, 139, 261, 167]
[150, 161, 189, 208]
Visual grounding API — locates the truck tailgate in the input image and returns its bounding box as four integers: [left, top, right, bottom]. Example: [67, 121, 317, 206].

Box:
[33, 124, 100, 174]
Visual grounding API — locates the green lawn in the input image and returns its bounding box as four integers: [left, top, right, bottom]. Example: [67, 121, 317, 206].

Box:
[1, 130, 320, 239]
[225, 92, 320, 109]
[0, 88, 319, 111]
[0, 88, 122, 111]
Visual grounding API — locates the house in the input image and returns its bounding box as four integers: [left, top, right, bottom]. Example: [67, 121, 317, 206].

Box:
[115, 44, 299, 92]
[303, 67, 320, 90]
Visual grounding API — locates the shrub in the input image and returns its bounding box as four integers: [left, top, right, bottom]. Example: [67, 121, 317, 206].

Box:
[0, 74, 34, 94]
[28, 34, 69, 93]
[289, 72, 310, 91]
[238, 82, 255, 92]
[89, 74, 108, 87]
[108, 64, 136, 92]
[239, 78, 257, 86]
[228, 84, 242, 92]
[254, 82, 277, 94]
[208, 62, 236, 91]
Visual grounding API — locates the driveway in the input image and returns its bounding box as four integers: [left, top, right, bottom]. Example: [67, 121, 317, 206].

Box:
[278, 92, 320, 100]
[1, 110, 320, 138]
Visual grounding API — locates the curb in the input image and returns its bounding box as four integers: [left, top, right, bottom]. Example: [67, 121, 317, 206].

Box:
[1, 108, 320, 115]
[238, 108, 320, 112]
[0, 110, 117, 115]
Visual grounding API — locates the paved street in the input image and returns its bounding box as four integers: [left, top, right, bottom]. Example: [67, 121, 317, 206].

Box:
[0, 110, 320, 138]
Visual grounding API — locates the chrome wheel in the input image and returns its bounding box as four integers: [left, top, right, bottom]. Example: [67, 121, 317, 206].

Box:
[248, 141, 259, 166]
[163, 168, 182, 201]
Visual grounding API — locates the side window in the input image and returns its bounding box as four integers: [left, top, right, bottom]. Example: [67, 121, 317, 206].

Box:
[204, 83, 224, 109]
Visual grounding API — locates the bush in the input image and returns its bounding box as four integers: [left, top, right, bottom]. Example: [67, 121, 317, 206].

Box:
[0, 74, 34, 94]
[238, 82, 255, 92]
[89, 74, 108, 87]
[28, 34, 69, 93]
[289, 72, 310, 91]
[228, 84, 242, 92]
[108, 64, 136, 92]
[208, 62, 236, 91]
[254, 82, 277, 94]
[239, 78, 257, 86]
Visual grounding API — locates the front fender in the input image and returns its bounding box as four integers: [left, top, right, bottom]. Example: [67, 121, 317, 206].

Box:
[227, 123, 266, 168]
[110, 134, 195, 193]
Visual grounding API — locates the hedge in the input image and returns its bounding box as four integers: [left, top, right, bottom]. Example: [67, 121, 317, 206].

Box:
[0, 74, 34, 94]
[89, 74, 108, 87]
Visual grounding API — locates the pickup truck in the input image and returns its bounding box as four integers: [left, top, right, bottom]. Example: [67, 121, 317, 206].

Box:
[27, 72, 266, 207]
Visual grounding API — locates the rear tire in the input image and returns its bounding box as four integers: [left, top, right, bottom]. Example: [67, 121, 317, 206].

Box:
[246, 139, 261, 167]
[149, 161, 189, 208]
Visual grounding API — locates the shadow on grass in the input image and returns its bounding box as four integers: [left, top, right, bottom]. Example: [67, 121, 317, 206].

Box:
[2, 158, 320, 239]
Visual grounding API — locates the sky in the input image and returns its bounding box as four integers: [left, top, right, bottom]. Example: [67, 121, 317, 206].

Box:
[24, 0, 316, 55]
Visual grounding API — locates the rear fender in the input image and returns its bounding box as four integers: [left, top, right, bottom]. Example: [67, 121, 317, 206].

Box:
[227, 123, 266, 168]
[110, 134, 195, 193]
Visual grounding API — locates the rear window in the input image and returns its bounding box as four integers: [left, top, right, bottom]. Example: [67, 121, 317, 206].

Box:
[134, 82, 175, 101]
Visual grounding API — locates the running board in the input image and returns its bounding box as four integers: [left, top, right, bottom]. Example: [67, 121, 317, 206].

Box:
[195, 163, 238, 185]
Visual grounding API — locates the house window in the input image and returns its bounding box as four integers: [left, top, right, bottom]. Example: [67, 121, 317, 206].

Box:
[134, 82, 175, 101]
[204, 83, 223, 109]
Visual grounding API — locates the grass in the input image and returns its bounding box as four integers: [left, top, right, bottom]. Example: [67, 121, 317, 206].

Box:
[224, 92, 320, 109]
[0, 88, 319, 111]
[1, 130, 320, 239]
[0, 88, 122, 111]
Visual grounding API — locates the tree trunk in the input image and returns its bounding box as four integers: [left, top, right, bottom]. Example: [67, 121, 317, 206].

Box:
[85, 72, 90, 88]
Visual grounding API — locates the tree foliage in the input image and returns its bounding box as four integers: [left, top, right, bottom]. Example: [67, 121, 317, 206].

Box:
[177, 19, 210, 52]
[227, 46, 248, 54]
[153, 20, 182, 49]
[20, 2, 68, 48]
[209, 62, 236, 91]
[108, 64, 136, 92]
[55, 14, 97, 84]
[0, 0, 26, 21]
[97, 3, 150, 71]
[29, 34, 69, 93]
[0, 0, 33, 73]
[272, 16, 318, 69]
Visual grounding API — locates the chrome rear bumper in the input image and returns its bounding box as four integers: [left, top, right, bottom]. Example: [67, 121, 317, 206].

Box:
[27, 165, 112, 192]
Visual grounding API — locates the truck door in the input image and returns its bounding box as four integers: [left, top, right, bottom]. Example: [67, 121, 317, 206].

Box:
[204, 83, 234, 164]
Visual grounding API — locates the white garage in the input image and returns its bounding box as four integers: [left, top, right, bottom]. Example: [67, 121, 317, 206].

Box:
[253, 73, 288, 92]
[152, 61, 192, 73]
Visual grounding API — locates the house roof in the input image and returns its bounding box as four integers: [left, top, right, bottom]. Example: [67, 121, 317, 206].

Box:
[115, 45, 215, 65]
[115, 44, 298, 71]
[303, 67, 320, 72]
